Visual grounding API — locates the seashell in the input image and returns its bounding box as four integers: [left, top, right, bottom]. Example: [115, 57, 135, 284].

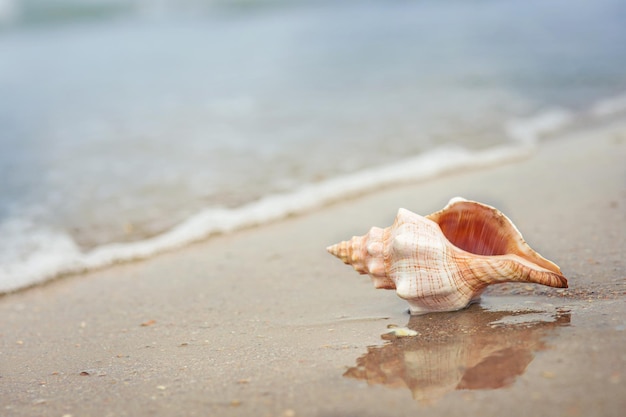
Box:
[327, 197, 568, 314]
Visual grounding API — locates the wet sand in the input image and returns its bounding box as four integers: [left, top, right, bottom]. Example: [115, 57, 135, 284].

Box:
[1, 119, 625, 417]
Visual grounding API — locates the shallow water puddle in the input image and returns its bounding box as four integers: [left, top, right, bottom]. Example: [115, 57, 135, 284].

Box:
[344, 296, 572, 404]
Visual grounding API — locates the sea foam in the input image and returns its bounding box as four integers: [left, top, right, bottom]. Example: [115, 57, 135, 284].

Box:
[3, 100, 620, 294]
[0, 142, 531, 293]
[591, 93, 626, 117]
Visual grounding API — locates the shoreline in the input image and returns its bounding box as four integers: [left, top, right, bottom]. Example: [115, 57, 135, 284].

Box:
[1, 118, 625, 416]
[3, 108, 624, 295]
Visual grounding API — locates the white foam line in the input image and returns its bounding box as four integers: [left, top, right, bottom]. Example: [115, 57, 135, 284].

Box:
[591, 93, 626, 117]
[505, 108, 574, 145]
[85, 143, 530, 262]
[0, 142, 532, 293]
[4, 100, 620, 294]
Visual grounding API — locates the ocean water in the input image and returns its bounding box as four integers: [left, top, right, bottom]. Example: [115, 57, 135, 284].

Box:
[1, 0, 626, 292]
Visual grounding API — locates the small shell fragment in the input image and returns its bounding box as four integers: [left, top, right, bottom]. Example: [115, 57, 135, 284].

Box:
[382, 327, 419, 339]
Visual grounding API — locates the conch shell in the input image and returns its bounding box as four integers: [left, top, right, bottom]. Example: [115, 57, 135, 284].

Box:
[327, 197, 568, 314]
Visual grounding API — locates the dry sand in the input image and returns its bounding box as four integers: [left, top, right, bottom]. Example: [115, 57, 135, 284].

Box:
[1, 119, 625, 417]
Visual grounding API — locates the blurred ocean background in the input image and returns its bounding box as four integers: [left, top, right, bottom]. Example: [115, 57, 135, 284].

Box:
[1, 0, 626, 291]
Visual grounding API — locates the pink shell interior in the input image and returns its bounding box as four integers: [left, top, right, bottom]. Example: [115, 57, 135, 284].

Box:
[427, 201, 562, 275]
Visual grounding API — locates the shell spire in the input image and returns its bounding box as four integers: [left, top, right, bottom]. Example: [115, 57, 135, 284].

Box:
[327, 198, 568, 314]
[326, 226, 395, 289]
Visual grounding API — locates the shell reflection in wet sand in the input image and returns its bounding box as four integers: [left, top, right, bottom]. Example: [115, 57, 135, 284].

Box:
[344, 302, 571, 404]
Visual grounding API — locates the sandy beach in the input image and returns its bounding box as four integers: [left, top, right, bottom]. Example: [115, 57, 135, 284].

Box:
[1, 119, 625, 417]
